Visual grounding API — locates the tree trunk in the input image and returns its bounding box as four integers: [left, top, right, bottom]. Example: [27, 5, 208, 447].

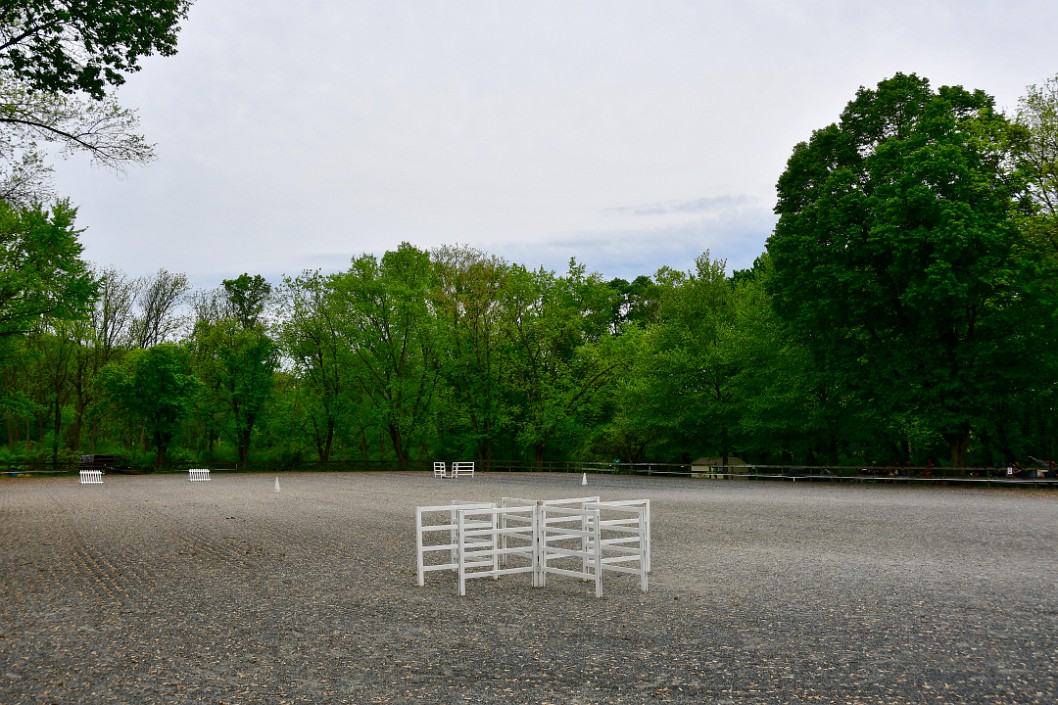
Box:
[238, 438, 250, 470]
[943, 427, 970, 468]
[321, 419, 334, 463]
[388, 423, 408, 470]
[51, 397, 62, 466]
[153, 431, 168, 470]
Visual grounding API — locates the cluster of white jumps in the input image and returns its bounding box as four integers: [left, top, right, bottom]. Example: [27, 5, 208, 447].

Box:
[415, 496, 650, 597]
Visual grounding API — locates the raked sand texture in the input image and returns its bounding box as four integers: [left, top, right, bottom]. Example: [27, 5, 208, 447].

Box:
[1, 472, 1055, 704]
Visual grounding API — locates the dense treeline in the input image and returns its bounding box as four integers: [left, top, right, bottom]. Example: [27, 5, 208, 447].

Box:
[3, 72, 1058, 472]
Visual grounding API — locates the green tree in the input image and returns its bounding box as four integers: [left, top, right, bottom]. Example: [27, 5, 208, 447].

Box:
[30, 323, 76, 465]
[608, 274, 661, 330]
[0, 199, 96, 337]
[431, 245, 512, 465]
[67, 266, 136, 453]
[1015, 73, 1058, 224]
[98, 342, 197, 469]
[498, 260, 621, 466]
[330, 244, 440, 469]
[276, 270, 354, 463]
[1, 1, 190, 202]
[1, 0, 192, 99]
[191, 275, 278, 469]
[730, 256, 825, 464]
[767, 73, 1050, 467]
[621, 254, 746, 465]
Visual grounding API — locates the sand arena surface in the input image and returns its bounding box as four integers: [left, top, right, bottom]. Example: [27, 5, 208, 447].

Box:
[1, 472, 1056, 704]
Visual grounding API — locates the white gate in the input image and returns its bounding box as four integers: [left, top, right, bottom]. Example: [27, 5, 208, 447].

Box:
[456, 504, 537, 596]
[538, 504, 603, 597]
[586, 500, 650, 592]
[415, 502, 495, 587]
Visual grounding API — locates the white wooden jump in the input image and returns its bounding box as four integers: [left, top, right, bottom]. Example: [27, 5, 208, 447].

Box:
[451, 461, 475, 478]
[79, 469, 103, 485]
[585, 500, 650, 591]
[416, 495, 650, 597]
[456, 504, 537, 596]
[188, 468, 211, 482]
[415, 502, 495, 586]
[588, 499, 651, 573]
[538, 504, 604, 597]
[432, 461, 474, 478]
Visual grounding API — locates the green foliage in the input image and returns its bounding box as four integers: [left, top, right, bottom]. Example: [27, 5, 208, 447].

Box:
[431, 245, 512, 462]
[1, 3, 189, 203]
[98, 343, 197, 469]
[0, 199, 96, 337]
[7, 69, 1058, 471]
[329, 243, 441, 469]
[191, 276, 278, 469]
[0, 0, 192, 99]
[497, 260, 622, 466]
[768, 73, 1056, 466]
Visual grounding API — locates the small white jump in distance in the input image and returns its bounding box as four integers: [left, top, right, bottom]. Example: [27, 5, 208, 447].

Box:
[188, 468, 211, 482]
[79, 469, 103, 485]
[433, 461, 475, 478]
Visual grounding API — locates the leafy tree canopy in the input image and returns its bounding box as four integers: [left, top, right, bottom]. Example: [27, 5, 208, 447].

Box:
[0, 198, 96, 336]
[1, 0, 192, 99]
[766, 73, 1048, 466]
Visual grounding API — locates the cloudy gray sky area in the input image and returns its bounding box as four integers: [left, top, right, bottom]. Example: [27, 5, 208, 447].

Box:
[48, 0, 1058, 288]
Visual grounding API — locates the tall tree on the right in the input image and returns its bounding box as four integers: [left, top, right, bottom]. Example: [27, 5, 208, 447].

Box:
[1015, 73, 1058, 253]
[767, 73, 1056, 467]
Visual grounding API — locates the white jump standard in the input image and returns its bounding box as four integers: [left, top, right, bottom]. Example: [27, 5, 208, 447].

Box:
[188, 468, 211, 482]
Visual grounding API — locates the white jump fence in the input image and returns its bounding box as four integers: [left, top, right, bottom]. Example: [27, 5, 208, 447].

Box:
[79, 469, 103, 485]
[432, 461, 475, 478]
[456, 504, 537, 596]
[585, 500, 650, 591]
[451, 461, 475, 478]
[537, 504, 604, 598]
[416, 502, 496, 586]
[188, 468, 211, 482]
[416, 496, 650, 597]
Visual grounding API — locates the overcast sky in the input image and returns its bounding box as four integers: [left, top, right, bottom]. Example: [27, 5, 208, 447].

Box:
[49, 0, 1058, 289]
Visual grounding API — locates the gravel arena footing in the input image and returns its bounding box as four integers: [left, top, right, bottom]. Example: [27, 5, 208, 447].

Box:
[1, 472, 1056, 704]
